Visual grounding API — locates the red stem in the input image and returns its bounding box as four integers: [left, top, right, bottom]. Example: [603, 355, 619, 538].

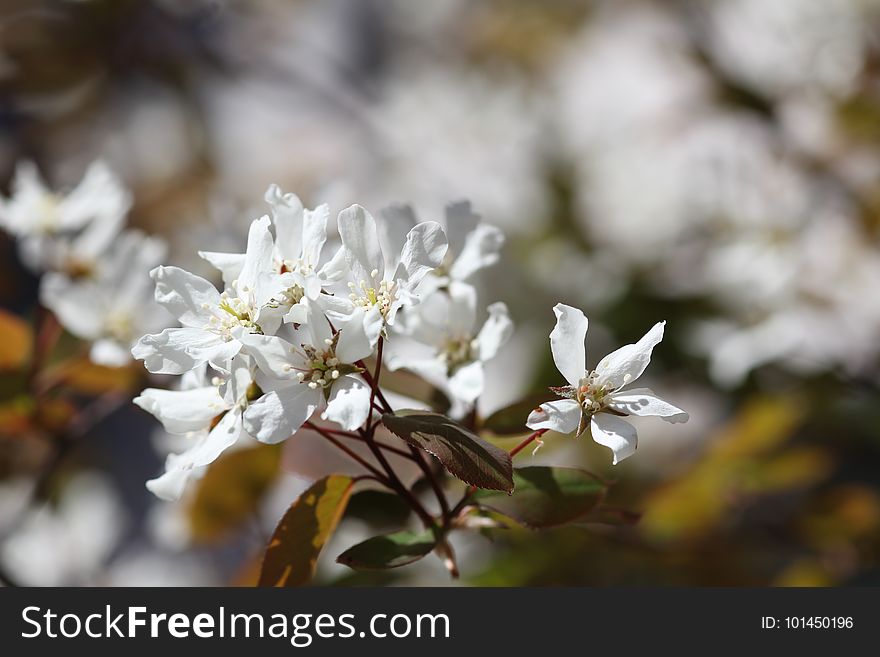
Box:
[509, 428, 548, 457]
[304, 421, 390, 483]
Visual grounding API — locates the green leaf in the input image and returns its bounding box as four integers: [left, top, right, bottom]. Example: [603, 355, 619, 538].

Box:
[344, 489, 412, 526]
[482, 393, 556, 436]
[472, 466, 607, 528]
[336, 529, 437, 570]
[188, 443, 282, 543]
[382, 410, 514, 492]
[259, 474, 355, 587]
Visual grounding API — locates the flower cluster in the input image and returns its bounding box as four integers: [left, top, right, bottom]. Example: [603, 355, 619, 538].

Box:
[131, 188, 518, 499]
[0, 160, 169, 366]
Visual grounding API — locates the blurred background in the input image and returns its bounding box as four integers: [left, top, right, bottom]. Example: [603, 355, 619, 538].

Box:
[1, 0, 880, 586]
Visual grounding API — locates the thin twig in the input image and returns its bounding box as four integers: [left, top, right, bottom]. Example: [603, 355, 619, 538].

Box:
[361, 338, 451, 526]
[409, 445, 451, 521]
[509, 428, 548, 457]
[360, 427, 436, 529]
[320, 426, 417, 461]
[304, 421, 390, 484]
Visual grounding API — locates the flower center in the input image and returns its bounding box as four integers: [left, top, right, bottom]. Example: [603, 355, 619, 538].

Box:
[573, 372, 607, 415]
[286, 332, 363, 395]
[37, 193, 60, 233]
[272, 283, 305, 308]
[205, 291, 262, 340]
[105, 310, 134, 342]
[442, 335, 476, 375]
[348, 269, 397, 319]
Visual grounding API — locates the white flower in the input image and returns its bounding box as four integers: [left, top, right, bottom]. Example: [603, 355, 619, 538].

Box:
[0, 473, 124, 586]
[527, 304, 688, 465]
[239, 300, 374, 442]
[134, 360, 254, 500]
[325, 204, 447, 344]
[0, 160, 130, 275]
[388, 282, 513, 406]
[199, 184, 345, 324]
[132, 215, 284, 374]
[705, 0, 865, 98]
[40, 230, 170, 367]
[380, 200, 504, 292]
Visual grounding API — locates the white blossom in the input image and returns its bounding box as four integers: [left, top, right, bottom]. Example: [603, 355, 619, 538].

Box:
[132, 215, 284, 375]
[388, 282, 513, 406]
[324, 204, 447, 345]
[199, 184, 345, 324]
[0, 473, 124, 586]
[40, 230, 171, 367]
[527, 304, 688, 464]
[0, 160, 130, 275]
[704, 0, 865, 99]
[239, 299, 374, 442]
[134, 360, 255, 500]
[380, 200, 504, 292]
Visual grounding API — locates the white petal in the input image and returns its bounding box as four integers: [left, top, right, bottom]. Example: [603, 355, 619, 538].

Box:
[134, 386, 226, 434]
[550, 303, 588, 386]
[70, 208, 125, 262]
[590, 414, 638, 465]
[476, 301, 513, 362]
[449, 222, 505, 282]
[316, 293, 357, 323]
[395, 221, 448, 291]
[317, 244, 348, 283]
[236, 215, 274, 295]
[595, 321, 665, 390]
[448, 360, 484, 404]
[147, 410, 245, 499]
[100, 230, 166, 297]
[379, 204, 418, 263]
[338, 204, 384, 283]
[89, 339, 132, 367]
[526, 398, 582, 433]
[59, 160, 131, 232]
[237, 332, 298, 380]
[607, 387, 689, 423]
[284, 301, 309, 325]
[244, 385, 320, 444]
[322, 376, 372, 431]
[39, 274, 104, 339]
[221, 356, 255, 405]
[410, 284, 476, 345]
[335, 309, 374, 364]
[145, 460, 192, 502]
[301, 204, 329, 269]
[303, 272, 323, 300]
[442, 200, 481, 263]
[362, 305, 384, 346]
[446, 282, 478, 335]
[392, 356, 448, 381]
[265, 184, 304, 261]
[198, 251, 245, 288]
[151, 265, 219, 328]
[131, 327, 240, 375]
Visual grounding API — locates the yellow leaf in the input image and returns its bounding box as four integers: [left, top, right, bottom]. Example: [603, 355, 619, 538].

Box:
[59, 361, 139, 395]
[259, 474, 355, 587]
[188, 443, 282, 543]
[0, 309, 32, 370]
